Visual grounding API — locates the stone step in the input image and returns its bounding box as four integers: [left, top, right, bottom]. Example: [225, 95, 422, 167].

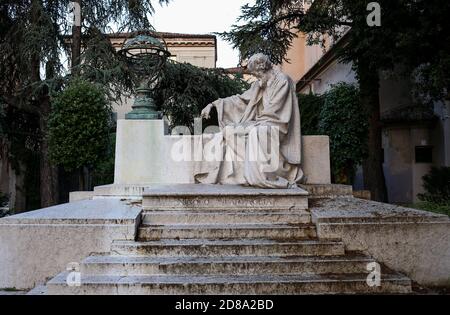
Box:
[81, 253, 376, 276]
[111, 239, 345, 257]
[27, 285, 48, 296]
[142, 184, 309, 211]
[142, 210, 312, 225]
[137, 224, 317, 241]
[47, 272, 412, 295]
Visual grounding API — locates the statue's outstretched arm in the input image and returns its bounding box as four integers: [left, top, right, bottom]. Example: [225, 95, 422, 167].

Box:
[201, 81, 258, 119]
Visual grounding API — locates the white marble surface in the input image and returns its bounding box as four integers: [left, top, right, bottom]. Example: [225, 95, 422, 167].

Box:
[0, 199, 142, 290]
[143, 184, 308, 196]
[113, 119, 331, 187]
[2, 199, 141, 223]
[311, 197, 450, 286]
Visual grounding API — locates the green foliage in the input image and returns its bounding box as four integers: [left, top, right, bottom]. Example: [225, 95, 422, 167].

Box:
[297, 93, 324, 135]
[1, 106, 40, 210]
[0, 97, 41, 211]
[418, 167, 450, 205]
[318, 83, 368, 184]
[1, 1, 171, 209]
[0, 104, 41, 171]
[221, 0, 450, 100]
[48, 79, 112, 172]
[0, 287, 21, 292]
[0, 191, 8, 208]
[298, 85, 368, 185]
[218, 0, 303, 64]
[91, 133, 116, 187]
[412, 53, 450, 102]
[0, 0, 172, 97]
[410, 202, 450, 217]
[394, 1, 450, 101]
[153, 61, 250, 130]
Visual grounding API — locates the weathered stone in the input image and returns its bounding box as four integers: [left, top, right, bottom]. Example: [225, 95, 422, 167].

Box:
[353, 190, 371, 200]
[0, 199, 141, 290]
[46, 272, 411, 295]
[311, 197, 450, 287]
[114, 120, 194, 186]
[80, 253, 375, 276]
[301, 136, 331, 185]
[69, 191, 95, 203]
[142, 210, 312, 225]
[142, 184, 309, 211]
[23, 187, 421, 295]
[300, 184, 353, 199]
[94, 184, 152, 199]
[110, 239, 346, 257]
[137, 223, 318, 241]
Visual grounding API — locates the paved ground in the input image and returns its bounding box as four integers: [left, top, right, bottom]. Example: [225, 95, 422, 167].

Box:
[0, 290, 27, 295]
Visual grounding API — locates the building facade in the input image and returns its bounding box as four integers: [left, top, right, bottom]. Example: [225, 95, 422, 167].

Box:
[284, 32, 450, 203]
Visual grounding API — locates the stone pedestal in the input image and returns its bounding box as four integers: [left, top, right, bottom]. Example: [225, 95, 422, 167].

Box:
[114, 119, 194, 185]
[99, 119, 332, 198]
[142, 184, 309, 211]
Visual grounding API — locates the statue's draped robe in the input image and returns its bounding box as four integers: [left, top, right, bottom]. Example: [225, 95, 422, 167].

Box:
[194, 71, 303, 188]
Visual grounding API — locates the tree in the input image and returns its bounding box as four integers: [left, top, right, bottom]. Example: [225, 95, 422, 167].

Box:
[318, 83, 368, 184]
[297, 93, 324, 135]
[153, 61, 250, 131]
[418, 167, 450, 206]
[220, 0, 450, 201]
[48, 79, 112, 190]
[0, 0, 170, 208]
[394, 1, 450, 102]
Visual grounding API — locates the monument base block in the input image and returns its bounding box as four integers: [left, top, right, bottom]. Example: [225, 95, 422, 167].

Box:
[142, 184, 309, 211]
[41, 183, 414, 295]
[113, 119, 332, 187]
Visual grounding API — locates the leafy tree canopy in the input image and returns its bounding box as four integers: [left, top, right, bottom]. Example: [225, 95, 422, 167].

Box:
[0, 0, 171, 108]
[220, 0, 450, 100]
[0, 0, 171, 206]
[48, 79, 112, 172]
[418, 167, 450, 205]
[297, 93, 324, 135]
[154, 61, 250, 131]
[318, 83, 368, 184]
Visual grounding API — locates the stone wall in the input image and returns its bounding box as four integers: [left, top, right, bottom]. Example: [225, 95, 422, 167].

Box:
[311, 197, 450, 287]
[0, 199, 141, 290]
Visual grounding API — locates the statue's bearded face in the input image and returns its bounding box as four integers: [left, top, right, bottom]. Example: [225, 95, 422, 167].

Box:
[247, 54, 274, 89]
[253, 68, 267, 79]
[247, 53, 273, 81]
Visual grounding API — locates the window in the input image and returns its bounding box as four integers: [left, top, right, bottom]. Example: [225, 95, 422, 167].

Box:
[415, 146, 433, 164]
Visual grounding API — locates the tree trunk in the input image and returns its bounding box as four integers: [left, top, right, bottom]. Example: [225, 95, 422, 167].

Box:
[39, 95, 59, 208]
[357, 61, 388, 202]
[30, 0, 59, 208]
[78, 168, 85, 191]
[71, 0, 82, 73]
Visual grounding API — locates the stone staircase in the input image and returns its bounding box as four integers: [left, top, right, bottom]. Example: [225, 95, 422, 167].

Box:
[44, 185, 412, 295]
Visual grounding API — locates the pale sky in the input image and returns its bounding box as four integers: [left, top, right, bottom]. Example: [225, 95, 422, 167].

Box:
[150, 0, 253, 68]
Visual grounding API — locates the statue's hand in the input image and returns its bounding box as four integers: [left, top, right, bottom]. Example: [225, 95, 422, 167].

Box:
[201, 103, 214, 119]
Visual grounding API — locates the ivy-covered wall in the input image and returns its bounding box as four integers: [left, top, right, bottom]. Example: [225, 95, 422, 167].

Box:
[298, 82, 368, 185]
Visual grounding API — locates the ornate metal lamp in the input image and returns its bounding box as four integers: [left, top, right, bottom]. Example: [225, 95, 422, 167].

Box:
[118, 34, 171, 120]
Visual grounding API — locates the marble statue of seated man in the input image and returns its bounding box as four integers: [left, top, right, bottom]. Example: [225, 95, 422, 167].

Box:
[193, 53, 304, 189]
